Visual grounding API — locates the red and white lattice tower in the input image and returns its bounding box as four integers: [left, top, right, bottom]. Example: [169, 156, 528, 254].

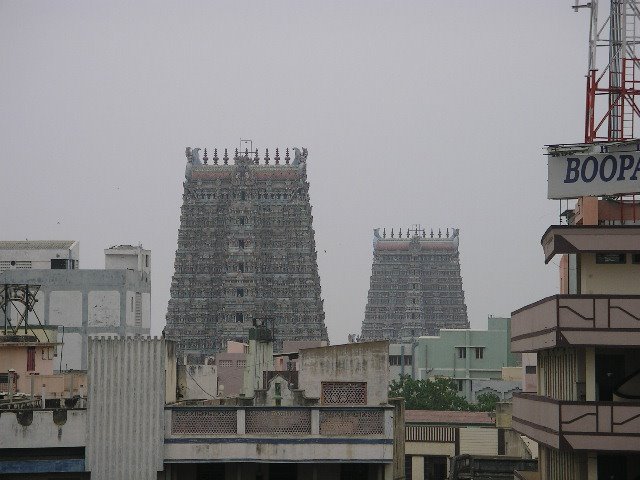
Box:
[575, 0, 640, 142]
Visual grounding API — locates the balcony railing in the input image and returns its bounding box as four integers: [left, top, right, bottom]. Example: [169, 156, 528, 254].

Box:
[167, 405, 390, 437]
[512, 393, 640, 452]
[511, 295, 640, 352]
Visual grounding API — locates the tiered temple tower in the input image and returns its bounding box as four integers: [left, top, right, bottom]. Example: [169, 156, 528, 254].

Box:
[165, 146, 328, 359]
[360, 226, 468, 341]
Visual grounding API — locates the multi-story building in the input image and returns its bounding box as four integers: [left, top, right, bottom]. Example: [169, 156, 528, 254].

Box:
[511, 191, 640, 478]
[0, 243, 151, 370]
[361, 226, 468, 342]
[0, 336, 404, 480]
[390, 317, 521, 403]
[165, 147, 328, 358]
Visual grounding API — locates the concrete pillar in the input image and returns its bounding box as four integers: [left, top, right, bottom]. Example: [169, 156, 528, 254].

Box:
[311, 409, 319, 435]
[384, 409, 393, 437]
[237, 408, 245, 434]
[412, 456, 424, 480]
[587, 453, 597, 480]
[585, 347, 596, 401]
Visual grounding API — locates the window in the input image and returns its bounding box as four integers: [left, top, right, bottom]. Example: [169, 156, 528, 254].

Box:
[218, 360, 232, 368]
[525, 365, 537, 374]
[145, 255, 150, 267]
[239, 216, 245, 225]
[236, 288, 244, 297]
[274, 383, 281, 396]
[26, 347, 36, 371]
[457, 347, 466, 359]
[389, 355, 402, 366]
[475, 347, 484, 359]
[457, 380, 464, 391]
[235, 312, 244, 323]
[596, 253, 626, 264]
[131, 297, 134, 312]
[633, 254, 640, 264]
[403, 355, 412, 366]
[236, 360, 246, 367]
[238, 262, 244, 273]
[50, 259, 70, 269]
[238, 239, 245, 249]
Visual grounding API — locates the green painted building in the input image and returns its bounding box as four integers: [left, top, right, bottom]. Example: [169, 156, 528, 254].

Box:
[410, 316, 520, 401]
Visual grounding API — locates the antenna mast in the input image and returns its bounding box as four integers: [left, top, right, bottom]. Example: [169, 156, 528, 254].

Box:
[575, 0, 640, 142]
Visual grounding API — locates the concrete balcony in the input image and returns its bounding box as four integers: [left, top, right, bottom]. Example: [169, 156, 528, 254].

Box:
[511, 295, 640, 352]
[512, 393, 640, 452]
[541, 225, 640, 264]
[164, 405, 395, 464]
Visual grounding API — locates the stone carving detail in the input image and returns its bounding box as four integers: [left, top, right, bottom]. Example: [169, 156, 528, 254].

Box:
[245, 409, 311, 434]
[319, 410, 384, 436]
[321, 382, 367, 405]
[166, 146, 328, 359]
[171, 409, 237, 434]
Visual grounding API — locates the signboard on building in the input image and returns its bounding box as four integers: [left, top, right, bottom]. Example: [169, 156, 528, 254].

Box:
[548, 152, 640, 199]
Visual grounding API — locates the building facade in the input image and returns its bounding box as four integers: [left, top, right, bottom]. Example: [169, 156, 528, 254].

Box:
[0, 336, 403, 480]
[511, 191, 640, 479]
[361, 227, 468, 342]
[165, 147, 328, 358]
[390, 317, 521, 403]
[0, 243, 151, 370]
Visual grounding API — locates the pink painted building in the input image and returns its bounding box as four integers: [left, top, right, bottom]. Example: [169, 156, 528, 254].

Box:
[0, 335, 57, 394]
[511, 197, 640, 479]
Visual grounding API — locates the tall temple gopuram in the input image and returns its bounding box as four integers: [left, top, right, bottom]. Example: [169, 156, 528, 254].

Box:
[360, 226, 469, 342]
[165, 146, 328, 359]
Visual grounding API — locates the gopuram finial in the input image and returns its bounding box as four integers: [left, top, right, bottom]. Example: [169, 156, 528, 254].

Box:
[264, 148, 270, 165]
[245, 148, 249, 157]
[382, 228, 386, 238]
[234, 148, 239, 160]
[399, 228, 403, 238]
[275, 148, 280, 165]
[223, 148, 229, 165]
[285, 148, 290, 165]
[422, 229, 426, 238]
[446, 228, 450, 238]
[203, 148, 208, 165]
[430, 229, 434, 238]
[438, 229, 442, 238]
[390, 228, 394, 238]
[213, 148, 218, 165]
[254, 149, 260, 164]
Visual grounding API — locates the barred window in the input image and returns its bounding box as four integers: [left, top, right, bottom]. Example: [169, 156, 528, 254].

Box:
[321, 382, 367, 405]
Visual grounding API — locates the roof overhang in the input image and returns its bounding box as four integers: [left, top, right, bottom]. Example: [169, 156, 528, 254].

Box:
[541, 225, 640, 263]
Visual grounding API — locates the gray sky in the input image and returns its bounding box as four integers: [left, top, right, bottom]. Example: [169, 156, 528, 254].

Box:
[1, 1, 588, 344]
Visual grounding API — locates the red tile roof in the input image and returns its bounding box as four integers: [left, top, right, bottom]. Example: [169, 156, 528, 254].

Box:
[405, 410, 495, 426]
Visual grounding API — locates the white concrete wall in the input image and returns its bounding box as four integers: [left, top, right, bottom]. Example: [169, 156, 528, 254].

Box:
[299, 341, 389, 405]
[177, 364, 217, 400]
[59, 332, 83, 371]
[50, 291, 82, 327]
[0, 410, 85, 449]
[142, 292, 151, 329]
[88, 291, 120, 326]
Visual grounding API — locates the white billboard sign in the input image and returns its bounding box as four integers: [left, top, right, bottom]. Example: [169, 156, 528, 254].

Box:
[548, 152, 640, 199]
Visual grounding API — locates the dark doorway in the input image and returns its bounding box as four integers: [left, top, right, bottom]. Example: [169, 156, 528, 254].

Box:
[425, 456, 447, 480]
[598, 454, 627, 479]
[196, 463, 225, 480]
[269, 463, 297, 480]
[341, 463, 368, 480]
[596, 354, 626, 401]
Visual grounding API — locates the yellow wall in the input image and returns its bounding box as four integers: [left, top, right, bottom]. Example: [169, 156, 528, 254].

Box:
[580, 254, 640, 294]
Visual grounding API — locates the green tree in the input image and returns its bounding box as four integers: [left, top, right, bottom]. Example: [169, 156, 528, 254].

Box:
[473, 392, 500, 412]
[389, 375, 472, 411]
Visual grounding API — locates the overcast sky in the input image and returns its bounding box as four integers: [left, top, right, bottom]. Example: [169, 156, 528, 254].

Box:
[1, 1, 589, 343]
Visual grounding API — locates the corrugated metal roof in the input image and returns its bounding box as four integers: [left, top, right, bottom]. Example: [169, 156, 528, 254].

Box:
[0, 240, 76, 250]
[405, 410, 495, 425]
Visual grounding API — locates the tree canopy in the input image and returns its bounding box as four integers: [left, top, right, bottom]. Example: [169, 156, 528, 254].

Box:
[388, 375, 500, 412]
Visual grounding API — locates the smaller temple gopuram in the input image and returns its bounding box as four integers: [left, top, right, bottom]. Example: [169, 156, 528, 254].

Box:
[360, 226, 469, 342]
